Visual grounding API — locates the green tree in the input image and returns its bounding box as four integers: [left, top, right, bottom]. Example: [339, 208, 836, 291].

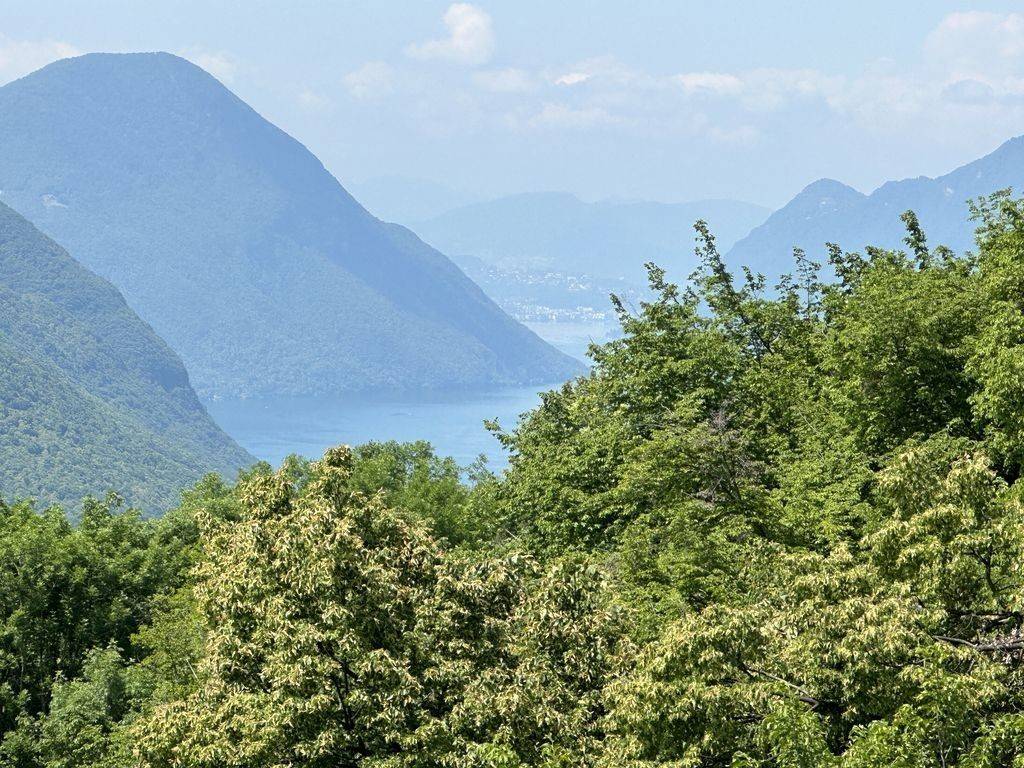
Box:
[134, 447, 620, 768]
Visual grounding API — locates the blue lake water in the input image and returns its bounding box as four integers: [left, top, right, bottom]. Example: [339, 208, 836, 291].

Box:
[204, 384, 557, 470]
[204, 321, 614, 470]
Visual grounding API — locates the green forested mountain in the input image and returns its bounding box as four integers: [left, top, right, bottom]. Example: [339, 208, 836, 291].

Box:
[10, 196, 1024, 765]
[0, 201, 251, 512]
[0, 52, 581, 398]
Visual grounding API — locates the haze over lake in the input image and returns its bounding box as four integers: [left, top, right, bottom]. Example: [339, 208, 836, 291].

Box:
[204, 384, 556, 469]
[203, 323, 608, 468]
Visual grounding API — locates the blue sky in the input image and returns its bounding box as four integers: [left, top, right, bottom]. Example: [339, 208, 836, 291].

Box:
[3, 1, 1024, 208]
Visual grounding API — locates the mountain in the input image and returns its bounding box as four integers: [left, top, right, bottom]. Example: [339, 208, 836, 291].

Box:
[0, 201, 251, 512]
[0, 53, 581, 398]
[727, 136, 1024, 274]
[413, 192, 770, 282]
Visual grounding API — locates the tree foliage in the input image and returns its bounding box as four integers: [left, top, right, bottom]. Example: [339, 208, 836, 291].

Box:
[11, 193, 1024, 764]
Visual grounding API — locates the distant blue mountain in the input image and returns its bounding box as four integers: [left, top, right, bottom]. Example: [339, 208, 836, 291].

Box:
[727, 136, 1024, 275]
[413, 192, 770, 283]
[0, 53, 581, 398]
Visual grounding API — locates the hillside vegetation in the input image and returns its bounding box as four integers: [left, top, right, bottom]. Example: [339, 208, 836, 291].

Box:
[0, 53, 581, 398]
[0, 201, 251, 512]
[7, 194, 1024, 765]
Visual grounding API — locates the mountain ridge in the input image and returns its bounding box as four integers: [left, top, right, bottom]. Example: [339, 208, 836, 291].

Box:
[0, 200, 252, 512]
[0, 52, 581, 398]
[727, 135, 1024, 275]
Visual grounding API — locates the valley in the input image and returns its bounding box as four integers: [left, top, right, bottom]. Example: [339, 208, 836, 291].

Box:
[4, 6, 1024, 764]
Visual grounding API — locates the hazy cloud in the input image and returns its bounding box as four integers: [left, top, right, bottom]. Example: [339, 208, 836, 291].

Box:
[344, 61, 393, 99]
[406, 3, 494, 66]
[941, 78, 997, 105]
[674, 72, 743, 96]
[473, 67, 533, 93]
[707, 124, 761, 146]
[554, 72, 590, 86]
[297, 88, 332, 110]
[184, 50, 239, 83]
[0, 35, 78, 85]
[550, 56, 644, 88]
[526, 103, 622, 130]
[925, 11, 1024, 79]
[333, 8, 1024, 170]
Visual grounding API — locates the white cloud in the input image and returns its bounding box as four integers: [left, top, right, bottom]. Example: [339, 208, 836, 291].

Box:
[740, 68, 842, 111]
[671, 67, 847, 113]
[550, 56, 642, 88]
[344, 61, 393, 100]
[0, 36, 79, 85]
[915, 11, 1024, 117]
[339, 9, 1024, 159]
[473, 67, 533, 93]
[941, 78, 996, 105]
[555, 72, 590, 87]
[406, 3, 495, 66]
[674, 72, 743, 96]
[925, 11, 1024, 78]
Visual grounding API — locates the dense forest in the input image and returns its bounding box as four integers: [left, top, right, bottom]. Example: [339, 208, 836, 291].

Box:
[7, 192, 1024, 765]
[0, 201, 251, 511]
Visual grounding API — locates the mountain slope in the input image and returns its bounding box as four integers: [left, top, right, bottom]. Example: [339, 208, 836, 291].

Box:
[0, 201, 252, 512]
[728, 136, 1024, 274]
[0, 53, 580, 398]
[413, 192, 770, 282]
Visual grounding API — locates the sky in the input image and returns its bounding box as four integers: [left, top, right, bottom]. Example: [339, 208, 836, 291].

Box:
[3, 1, 1024, 210]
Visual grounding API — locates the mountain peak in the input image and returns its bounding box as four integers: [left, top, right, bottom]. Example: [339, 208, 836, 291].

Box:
[8, 50, 256, 137]
[941, 134, 1024, 191]
[763, 178, 865, 223]
[24, 51, 222, 94]
[728, 133, 1024, 273]
[0, 52, 581, 397]
[797, 178, 865, 200]
[37, 50, 208, 76]
[989, 133, 1024, 156]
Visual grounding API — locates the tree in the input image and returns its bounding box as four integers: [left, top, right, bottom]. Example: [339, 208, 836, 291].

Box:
[134, 447, 621, 768]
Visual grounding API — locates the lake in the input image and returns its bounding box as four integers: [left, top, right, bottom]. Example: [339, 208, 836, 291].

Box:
[204, 384, 557, 470]
[204, 321, 613, 470]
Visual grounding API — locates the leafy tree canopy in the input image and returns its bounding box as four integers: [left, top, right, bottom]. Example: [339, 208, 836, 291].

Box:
[11, 193, 1024, 765]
